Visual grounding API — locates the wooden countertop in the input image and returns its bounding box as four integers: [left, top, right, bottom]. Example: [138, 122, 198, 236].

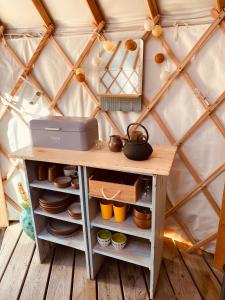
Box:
[11, 145, 177, 176]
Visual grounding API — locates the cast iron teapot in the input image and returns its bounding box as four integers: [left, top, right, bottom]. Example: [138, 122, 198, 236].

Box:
[123, 123, 153, 161]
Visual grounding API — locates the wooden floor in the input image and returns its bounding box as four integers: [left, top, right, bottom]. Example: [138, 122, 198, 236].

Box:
[0, 223, 223, 300]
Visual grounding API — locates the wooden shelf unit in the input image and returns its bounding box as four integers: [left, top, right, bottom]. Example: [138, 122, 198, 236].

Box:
[24, 160, 90, 277]
[83, 167, 167, 299]
[11, 145, 176, 299]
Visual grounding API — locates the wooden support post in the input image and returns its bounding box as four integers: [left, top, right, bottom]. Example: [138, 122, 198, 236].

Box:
[214, 185, 225, 270]
[0, 170, 9, 227]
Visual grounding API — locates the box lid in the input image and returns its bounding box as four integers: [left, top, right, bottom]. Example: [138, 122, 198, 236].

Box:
[30, 116, 97, 132]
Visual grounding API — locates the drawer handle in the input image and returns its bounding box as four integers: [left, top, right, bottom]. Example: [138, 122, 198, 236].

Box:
[101, 188, 121, 200]
[44, 127, 61, 131]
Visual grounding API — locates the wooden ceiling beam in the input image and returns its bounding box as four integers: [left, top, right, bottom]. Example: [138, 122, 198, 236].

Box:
[86, 0, 104, 25]
[144, 0, 159, 21]
[32, 0, 54, 27]
[215, 0, 225, 10]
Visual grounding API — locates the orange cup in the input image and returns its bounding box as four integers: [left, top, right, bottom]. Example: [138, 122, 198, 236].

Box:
[100, 200, 113, 220]
[113, 202, 127, 222]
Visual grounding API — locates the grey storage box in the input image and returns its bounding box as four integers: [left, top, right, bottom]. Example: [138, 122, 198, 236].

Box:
[30, 116, 98, 151]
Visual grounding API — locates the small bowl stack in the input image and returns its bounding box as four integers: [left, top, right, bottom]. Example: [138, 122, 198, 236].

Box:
[97, 229, 112, 247]
[112, 233, 127, 250]
[47, 219, 80, 237]
[67, 202, 82, 220]
[133, 207, 151, 229]
[39, 192, 72, 214]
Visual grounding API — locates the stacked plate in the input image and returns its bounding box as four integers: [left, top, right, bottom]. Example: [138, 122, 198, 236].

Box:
[39, 191, 73, 214]
[67, 202, 82, 219]
[47, 219, 80, 237]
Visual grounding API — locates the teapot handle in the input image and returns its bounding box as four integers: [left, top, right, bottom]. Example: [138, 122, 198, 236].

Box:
[127, 123, 149, 143]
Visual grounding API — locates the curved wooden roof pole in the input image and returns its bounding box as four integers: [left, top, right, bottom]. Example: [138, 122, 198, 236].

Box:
[214, 185, 225, 271]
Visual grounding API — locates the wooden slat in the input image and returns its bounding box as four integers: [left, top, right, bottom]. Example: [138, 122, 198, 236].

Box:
[151, 110, 222, 217]
[32, 0, 54, 26]
[72, 251, 96, 300]
[163, 238, 202, 300]
[0, 232, 35, 299]
[177, 241, 221, 300]
[166, 163, 225, 218]
[5, 193, 22, 213]
[144, 264, 176, 300]
[0, 222, 22, 279]
[119, 261, 149, 300]
[202, 251, 224, 284]
[46, 246, 74, 300]
[188, 233, 217, 253]
[216, 0, 225, 11]
[86, 0, 103, 24]
[0, 170, 8, 227]
[211, 8, 225, 33]
[214, 184, 225, 270]
[97, 258, 122, 300]
[134, 9, 225, 129]
[20, 249, 53, 300]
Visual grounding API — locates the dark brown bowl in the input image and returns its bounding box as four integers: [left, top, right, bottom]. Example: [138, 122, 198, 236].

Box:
[133, 215, 151, 229]
[133, 207, 151, 220]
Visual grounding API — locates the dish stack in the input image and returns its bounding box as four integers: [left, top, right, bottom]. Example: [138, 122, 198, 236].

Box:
[67, 202, 82, 219]
[47, 219, 80, 237]
[39, 191, 73, 214]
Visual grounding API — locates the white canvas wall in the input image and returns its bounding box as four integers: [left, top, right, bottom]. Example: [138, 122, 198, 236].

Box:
[0, 22, 225, 252]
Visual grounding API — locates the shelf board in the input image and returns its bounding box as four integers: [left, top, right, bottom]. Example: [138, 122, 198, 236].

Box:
[38, 227, 85, 251]
[91, 213, 151, 240]
[30, 180, 80, 195]
[93, 238, 151, 268]
[90, 193, 152, 209]
[34, 207, 83, 225]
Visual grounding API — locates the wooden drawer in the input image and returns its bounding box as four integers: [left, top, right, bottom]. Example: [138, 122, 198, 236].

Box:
[88, 170, 141, 202]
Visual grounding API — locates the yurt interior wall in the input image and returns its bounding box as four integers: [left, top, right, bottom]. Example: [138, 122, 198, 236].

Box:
[0, 0, 225, 254]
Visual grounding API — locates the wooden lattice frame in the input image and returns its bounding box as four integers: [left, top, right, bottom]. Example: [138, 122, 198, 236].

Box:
[0, 0, 224, 254]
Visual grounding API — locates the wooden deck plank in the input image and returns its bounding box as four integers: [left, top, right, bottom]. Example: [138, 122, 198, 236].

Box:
[0, 222, 22, 279]
[177, 241, 221, 300]
[72, 251, 96, 300]
[163, 238, 202, 300]
[98, 258, 122, 300]
[46, 246, 74, 300]
[20, 248, 53, 300]
[120, 261, 149, 300]
[0, 232, 35, 300]
[202, 251, 223, 284]
[144, 263, 176, 300]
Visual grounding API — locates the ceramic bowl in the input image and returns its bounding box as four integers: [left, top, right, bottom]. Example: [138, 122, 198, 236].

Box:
[133, 207, 151, 220]
[112, 233, 127, 250]
[97, 229, 112, 247]
[63, 165, 77, 177]
[133, 215, 151, 229]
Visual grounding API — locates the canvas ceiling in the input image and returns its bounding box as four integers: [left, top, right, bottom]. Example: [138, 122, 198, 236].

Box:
[0, 0, 225, 254]
[0, 0, 214, 32]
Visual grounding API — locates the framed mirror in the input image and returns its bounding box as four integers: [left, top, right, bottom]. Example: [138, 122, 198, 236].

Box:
[97, 39, 144, 112]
